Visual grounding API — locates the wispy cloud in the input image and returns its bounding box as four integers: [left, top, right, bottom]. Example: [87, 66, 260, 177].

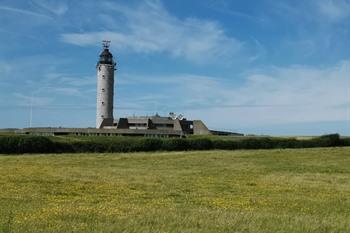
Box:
[45, 87, 81, 96]
[203, 0, 269, 24]
[117, 60, 350, 128]
[13, 93, 53, 107]
[0, 6, 51, 19]
[270, 0, 350, 23]
[31, 0, 68, 16]
[0, 62, 12, 77]
[0, 55, 95, 113]
[61, 0, 243, 64]
[198, 61, 349, 127]
[45, 72, 95, 87]
[318, 0, 350, 21]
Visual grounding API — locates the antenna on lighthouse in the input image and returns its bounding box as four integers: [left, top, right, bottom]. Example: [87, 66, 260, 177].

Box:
[102, 40, 111, 49]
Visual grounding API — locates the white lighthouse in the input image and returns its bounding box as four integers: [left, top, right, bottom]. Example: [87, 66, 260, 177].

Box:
[96, 40, 116, 128]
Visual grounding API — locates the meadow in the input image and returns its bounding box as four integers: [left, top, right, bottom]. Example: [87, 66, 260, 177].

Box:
[0, 148, 349, 233]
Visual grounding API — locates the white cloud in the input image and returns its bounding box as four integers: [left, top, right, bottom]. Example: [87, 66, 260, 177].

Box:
[269, 0, 350, 24]
[0, 63, 12, 77]
[0, 56, 94, 111]
[203, 0, 269, 25]
[47, 87, 81, 96]
[198, 61, 349, 127]
[60, 76, 95, 87]
[32, 0, 68, 16]
[45, 72, 95, 87]
[61, 0, 243, 64]
[318, 0, 350, 21]
[0, 5, 51, 19]
[118, 60, 350, 129]
[13, 93, 53, 107]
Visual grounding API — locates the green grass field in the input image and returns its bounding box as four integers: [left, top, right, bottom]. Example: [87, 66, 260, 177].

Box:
[1, 148, 349, 233]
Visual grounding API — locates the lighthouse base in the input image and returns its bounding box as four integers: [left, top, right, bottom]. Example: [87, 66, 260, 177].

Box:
[96, 118, 114, 129]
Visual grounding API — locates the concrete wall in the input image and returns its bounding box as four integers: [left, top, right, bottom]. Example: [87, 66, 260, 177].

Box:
[193, 120, 211, 135]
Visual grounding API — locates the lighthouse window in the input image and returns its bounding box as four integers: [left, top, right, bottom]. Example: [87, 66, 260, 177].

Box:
[102, 102, 105, 105]
[102, 88, 105, 92]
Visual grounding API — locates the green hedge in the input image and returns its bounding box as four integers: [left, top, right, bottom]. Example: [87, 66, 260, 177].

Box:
[70, 138, 163, 153]
[341, 138, 350, 146]
[0, 134, 347, 154]
[0, 136, 55, 154]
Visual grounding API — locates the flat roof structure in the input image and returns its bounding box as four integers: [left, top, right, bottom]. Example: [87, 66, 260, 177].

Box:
[16, 127, 184, 137]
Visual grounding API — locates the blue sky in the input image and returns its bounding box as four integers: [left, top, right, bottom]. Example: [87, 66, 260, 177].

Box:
[0, 0, 350, 135]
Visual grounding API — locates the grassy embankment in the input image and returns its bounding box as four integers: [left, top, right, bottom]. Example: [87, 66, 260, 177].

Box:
[1, 147, 350, 232]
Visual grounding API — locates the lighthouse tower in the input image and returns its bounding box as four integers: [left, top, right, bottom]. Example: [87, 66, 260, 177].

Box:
[96, 40, 116, 128]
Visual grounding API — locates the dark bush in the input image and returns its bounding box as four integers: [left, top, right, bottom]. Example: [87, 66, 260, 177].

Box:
[275, 138, 299, 149]
[341, 138, 350, 146]
[105, 139, 132, 152]
[71, 141, 108, 153]
[161, 138, 189, 151]
[306, 134, 341, 148]
[108, 138, 162, 152]
[65, 138, 164, 153]
[53, 141, 74, 153]
[0, 136, 55, 154]
[0, 136, 16, 153]
[0, 133, 347, 154]
[212, 140, 228, 150]
[188, 138, 213, 150]
[319, 134, 341, 147]
[212, 140, 237, 150]
[139, 138, 163, 151]
[242, 138, 273, 149]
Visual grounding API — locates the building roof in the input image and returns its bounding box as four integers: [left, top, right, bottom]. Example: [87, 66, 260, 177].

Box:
[98, 49, 114, 65]
[100, 49, 113, 57]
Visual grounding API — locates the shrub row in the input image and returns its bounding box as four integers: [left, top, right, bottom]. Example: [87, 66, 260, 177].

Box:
[0, 134, 347, 154]
[0, 136, 56, 154]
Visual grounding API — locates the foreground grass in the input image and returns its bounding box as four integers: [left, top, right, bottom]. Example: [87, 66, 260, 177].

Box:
[0, 148, 349, 233]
